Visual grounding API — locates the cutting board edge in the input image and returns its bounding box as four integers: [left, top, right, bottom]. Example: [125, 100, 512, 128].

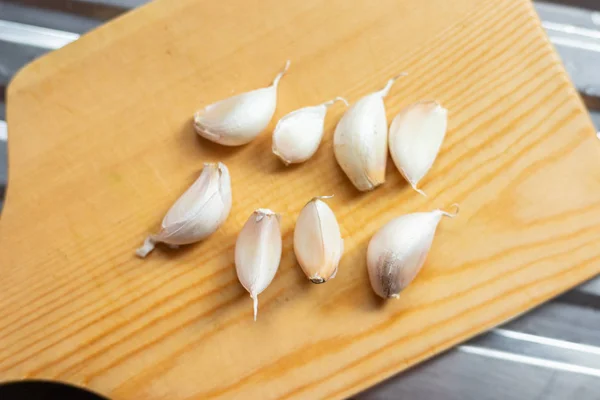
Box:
[4, 0, 168, 103]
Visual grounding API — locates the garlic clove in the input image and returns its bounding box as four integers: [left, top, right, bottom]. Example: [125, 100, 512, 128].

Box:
[334, 74, 406, 191]
[135, 162, 232, 258]
[193, 61, 291, 146]
[389, 101, 448, 196]
[293, 196, 344, 283]
[272, 97, 348, 165]
[367, 205, 458, 299]
[235, 208, 282, 320]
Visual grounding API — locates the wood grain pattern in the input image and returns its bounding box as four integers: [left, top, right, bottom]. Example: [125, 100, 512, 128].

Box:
[1, 0, 600, 398]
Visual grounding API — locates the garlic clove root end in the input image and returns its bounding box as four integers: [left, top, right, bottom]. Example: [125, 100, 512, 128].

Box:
[411, 183, 427, 197]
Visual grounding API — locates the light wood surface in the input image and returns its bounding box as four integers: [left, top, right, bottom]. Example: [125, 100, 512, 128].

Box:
[2, 0, 600, 398]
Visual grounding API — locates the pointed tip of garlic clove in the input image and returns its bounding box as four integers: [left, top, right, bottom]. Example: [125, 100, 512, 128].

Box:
[413, 100, 448, 120]
[411, 183, 427, 197]
[330, 265, 339, 280]
[308, 194, 334, 204]
[336, 97, 350, 107]
[252, 294, 259, 321]
[428, 100, 448, 115]
[437, 104, 448, 116]
[396, 166, 427, 196]
[135, 236, 156, 258]
[214, 161, 230, 182]
[254, 208, 278, 221]
[202, 161, 221, 172]
[377, 73, 408, 98]
[310, 276, 326, 284]
[321, 97, 350, 108]
[271, 59, 291, 88]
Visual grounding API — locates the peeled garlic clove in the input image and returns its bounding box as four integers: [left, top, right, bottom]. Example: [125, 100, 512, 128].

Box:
[136, 162, 232, 258]
[367, 205, 458, 299]
[334, 74, 406, 191]
[193, 61, 290, 146]
[235, 208, 282, 320]
[294, 196, 344, 283]
[272, 97, 348, 165]
[389, 101, 448, 196]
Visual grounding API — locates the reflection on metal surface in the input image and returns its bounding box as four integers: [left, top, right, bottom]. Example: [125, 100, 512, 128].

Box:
[537, 2, 600, 112]
[493, 328, 600, 355]
[459, 345, 600, 377]
[549, 36, 600, 52]
[543, 21, 600, 39]
[461, 326, 600, 379]
[0, 121, 6, 142]
[0, 20, 79, 50]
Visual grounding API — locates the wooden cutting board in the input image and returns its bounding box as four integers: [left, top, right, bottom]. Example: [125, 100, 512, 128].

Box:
[2, 0, 600, 398]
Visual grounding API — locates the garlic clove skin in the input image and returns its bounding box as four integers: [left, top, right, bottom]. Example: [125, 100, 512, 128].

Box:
[367, 206, 458, 299]
[135, 162, 232, 258]
[272, 97, 348, 165]
[235, 208, 282, 321]
[389, 101, 448, 196]
[334, 74, 406, 191]
[294, 196, 344, 283]
[193, 61, 290, 146]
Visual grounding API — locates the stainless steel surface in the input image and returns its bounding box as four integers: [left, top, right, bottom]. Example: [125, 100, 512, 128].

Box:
[537, 1, 600, 113]
[358, 302, 600, 399]
[0, 1, 100, 33]
[0, 1, 599, 398]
